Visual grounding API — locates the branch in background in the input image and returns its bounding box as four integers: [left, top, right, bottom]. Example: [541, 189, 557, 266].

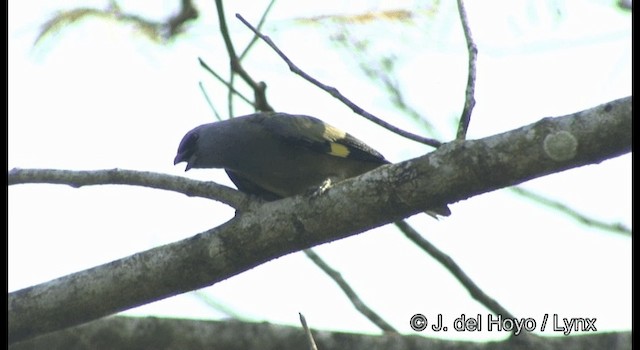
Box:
[331, 32, 441, 138]
[198, 81, 224, 121]
[191, 290, 250, 320]
[10, 316, 630, 350]
[235, 13, 443, 148]
[303, 249, 397, 333]
[617, 0, 632, 11]
[394, 221, 517, 326]
[299, 313, 319, 350]
[228, 0, 277, 116]
[455, 0, 478, 140]
[7, 168, 255, 211]
[214, 0, 256, 88]
[239, 0, 277, 60]
[214, 0, 273, 113]
[198, 57, 253, 107]
[510, 187, 631, 236]
[164, 0, 198, 38]
[35, 0, 198, 45]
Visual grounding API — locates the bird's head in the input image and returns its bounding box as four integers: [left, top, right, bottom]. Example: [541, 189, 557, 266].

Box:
[174, 128, 200, 171]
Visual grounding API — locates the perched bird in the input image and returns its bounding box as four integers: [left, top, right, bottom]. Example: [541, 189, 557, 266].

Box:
[174, 112, 450, 216]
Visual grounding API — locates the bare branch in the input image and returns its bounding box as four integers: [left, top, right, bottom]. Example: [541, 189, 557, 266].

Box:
[198, 57, 253, 107]
[214, 0, 273, 112]
[10, 316, 631, 350]
[331, 32, 441, 137]
[214, 0, 254, 89]
[299, 313, 319, 350]
[304, 249, 397, 333]
[510, 186, 632, 236]
[192, 290, 249, 320]
[225, 0, 277, 116]
[35, 0, 198, 45]
[164, 0, 199, 39]
[455, 0, 478, 140]
[394, 221, 516, 321]
[235, 13, 443, 148]
[198, 81, 224, 121]
[239, 0, 277, 60]
[7, 168, 255, 211]
[8, 97, 631, 343]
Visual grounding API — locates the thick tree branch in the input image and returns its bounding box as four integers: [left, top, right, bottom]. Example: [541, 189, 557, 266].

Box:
[8, 97, 631, 344]
[9, 316, 631, 350]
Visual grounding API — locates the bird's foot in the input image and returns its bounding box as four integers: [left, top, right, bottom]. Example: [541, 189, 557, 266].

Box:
[307, 178, 333, 198]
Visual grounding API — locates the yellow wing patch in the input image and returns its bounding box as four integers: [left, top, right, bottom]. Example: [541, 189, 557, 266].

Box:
[329, 143, 350, 158]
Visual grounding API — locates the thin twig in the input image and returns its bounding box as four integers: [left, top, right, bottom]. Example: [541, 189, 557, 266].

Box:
[198, 57, 253, 106]
[215, 0, 257, 90]
[227, 65, 236, 117]
[204, 0, 275, 120]
[216, 0, 273, 112]
[239, 0, 277, 60]
[455, 0, 478, 140]
[214, 0, 273, 112]
[8, 168, 254, 211]
[298, 313, 319, 350]
[192, 290, 249, 320]
[378, 69, 441, 138]
[236, 13, 443, 148]
[227, 0, 275, 116]
[510, 187, 631, 236]
[198, 82, 223, 121]
[394, 221, 516, 321]
[331, 31, 441, 138]
[397, 221, 536, 342]
[303, 249, 397, 333]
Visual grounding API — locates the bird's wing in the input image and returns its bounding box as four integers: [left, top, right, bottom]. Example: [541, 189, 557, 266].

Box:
[225, 170, 282, 201]
[258, 113, 389, 164]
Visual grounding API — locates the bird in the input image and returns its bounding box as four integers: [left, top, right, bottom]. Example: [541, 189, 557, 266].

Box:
[174, 112, 450, 216]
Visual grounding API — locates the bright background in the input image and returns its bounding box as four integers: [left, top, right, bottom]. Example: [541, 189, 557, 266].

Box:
[8, 0, 631, 342]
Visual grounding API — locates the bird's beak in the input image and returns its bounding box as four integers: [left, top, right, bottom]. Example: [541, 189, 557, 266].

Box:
[173, 153, 192, 171]
[173, 153, 184, 165]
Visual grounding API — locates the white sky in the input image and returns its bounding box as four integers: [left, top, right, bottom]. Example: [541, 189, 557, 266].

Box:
[8, 0, 631, 342]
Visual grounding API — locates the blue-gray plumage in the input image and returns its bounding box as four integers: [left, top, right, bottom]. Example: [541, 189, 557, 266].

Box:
[174, 112, 450, 216]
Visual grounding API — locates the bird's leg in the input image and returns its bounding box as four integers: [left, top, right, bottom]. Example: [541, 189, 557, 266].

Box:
[307, 178, 333, 198]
